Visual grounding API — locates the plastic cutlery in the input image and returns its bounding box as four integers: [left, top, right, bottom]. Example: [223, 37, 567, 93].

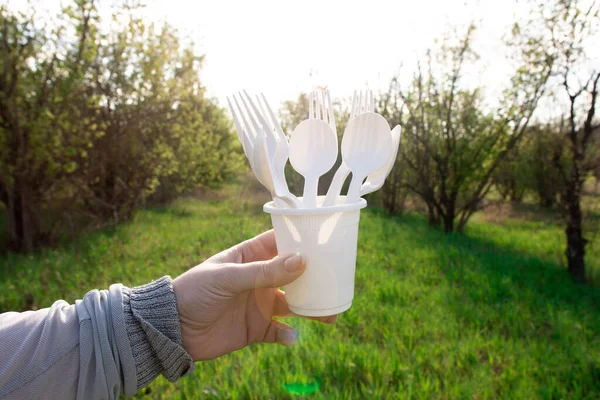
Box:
[360, 125, 402, 196]
[322, 90, 374, 207]
[243, 91, 302, 208]
[343, 112, 392, 204]
[257, 93, 293, 194]
[288, 95, 338, 208]
[228, 92, 301, 208]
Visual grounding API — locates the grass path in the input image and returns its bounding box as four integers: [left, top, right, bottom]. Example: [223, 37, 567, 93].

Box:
[1, 194, 599, 399]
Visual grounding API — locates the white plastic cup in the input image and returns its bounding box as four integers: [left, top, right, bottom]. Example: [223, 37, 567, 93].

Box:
[263, 196, 367, 316]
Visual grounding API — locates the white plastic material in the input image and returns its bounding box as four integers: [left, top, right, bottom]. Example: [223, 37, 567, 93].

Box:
[342, 112, 392, 204]
[322, 89, 377, 208]
[288, 119, 337, 209]
[264, 196, 367, 316]
[360, 125, 402, 196]
[228, 92, 301, 208]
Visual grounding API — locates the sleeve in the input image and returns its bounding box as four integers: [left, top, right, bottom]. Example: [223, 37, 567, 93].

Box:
[0, 276, 194, 399]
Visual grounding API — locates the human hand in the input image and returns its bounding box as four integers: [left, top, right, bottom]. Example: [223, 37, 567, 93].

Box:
[172, 230, 337, 361]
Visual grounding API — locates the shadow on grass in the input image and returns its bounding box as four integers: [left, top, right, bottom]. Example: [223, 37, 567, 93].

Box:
[364, 207, 600, 395]
[365, 207, 600, 324]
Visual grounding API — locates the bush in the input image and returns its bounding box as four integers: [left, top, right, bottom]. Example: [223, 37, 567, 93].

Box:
[0, 2, 242, 250]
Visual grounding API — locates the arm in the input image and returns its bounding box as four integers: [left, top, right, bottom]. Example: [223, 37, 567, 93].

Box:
[0, 278, 193, 399]
[0, 230, 336, 399]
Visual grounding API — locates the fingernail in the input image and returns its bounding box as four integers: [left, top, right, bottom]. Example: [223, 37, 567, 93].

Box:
[277, 328, 297, 347]
[284, 253, 305, 272]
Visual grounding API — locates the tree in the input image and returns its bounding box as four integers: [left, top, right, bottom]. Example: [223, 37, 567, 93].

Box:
[380, 24, 552, 232]
[0, 1, 241, 250]
[515, 0, 599, 282]
[378, 82, 409, 216]
[0, 1, 99, 250]
[84, 16, 241, 219]
[494, 123, 568, 207]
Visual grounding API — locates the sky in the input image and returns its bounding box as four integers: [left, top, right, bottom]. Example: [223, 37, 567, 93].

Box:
[141, 0, 523, 108]
[8, 0, 599, 115]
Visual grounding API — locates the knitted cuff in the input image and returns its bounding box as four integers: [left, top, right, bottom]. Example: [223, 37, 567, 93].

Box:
[122, 276, 195, 390]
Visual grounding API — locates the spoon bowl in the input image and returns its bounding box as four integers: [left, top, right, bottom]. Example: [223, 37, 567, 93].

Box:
[289, 119, 338, 208]
[342, 113, 392, 203]
[360, 125, 402, 196]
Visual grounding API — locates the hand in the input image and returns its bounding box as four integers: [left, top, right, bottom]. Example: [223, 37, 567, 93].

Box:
[172, 230, 337, 361]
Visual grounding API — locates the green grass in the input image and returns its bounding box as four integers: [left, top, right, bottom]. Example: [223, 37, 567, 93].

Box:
[1, 191, 600, 399]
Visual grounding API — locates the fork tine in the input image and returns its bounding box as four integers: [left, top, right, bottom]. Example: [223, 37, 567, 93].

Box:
[321, 90, 327, 121]
[320, 90, 326, 122]
[260, 93, 286, 141]
[324, 91, 329, 121]
[228, 96, 254, 156]
[227, 97, 244, 148]
[360, 91, 365, 115]
[314, 91, 318, 119]
[326, 89, 336, 134]
[309, 91, 314, 119]
[351, 90, 358, 119]
[227, 97, 243, 136]
[316, 89, 321, 120]
[256, 94, 272, 133]
[317, 89, 323, 120]
[244, 90, 270, 140]
[233, 93, 254, 140]
[322, 90, 328, 123]
[240, 90, 261, 138]
[318, 90, 322, 120]
[369, 90, 374, 112]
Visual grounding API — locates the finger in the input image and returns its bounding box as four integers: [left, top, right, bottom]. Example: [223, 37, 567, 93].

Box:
[262, 319, 297, 347]
[227, 253, 305, 293]
[235, 230, 278, 263]
[209, 230, 278, 264]
[273, 290, 339, 324]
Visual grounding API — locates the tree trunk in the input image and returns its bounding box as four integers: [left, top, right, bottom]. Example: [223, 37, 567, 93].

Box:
[540, 195, 554, 208]
[564, 163, 587, 283]
[456, 213, 470, 233]
[442, 211, 454, 233]
[426, 202, 440, 227]
[441, 196, 456, 233]
[7, 176, 35, 251]
[383, 184, 397, 215]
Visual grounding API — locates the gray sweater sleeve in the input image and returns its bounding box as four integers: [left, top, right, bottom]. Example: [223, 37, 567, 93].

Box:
[0, 276, 194, 399]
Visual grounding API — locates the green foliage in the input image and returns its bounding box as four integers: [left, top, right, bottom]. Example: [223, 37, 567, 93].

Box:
[83, 18, 241, 215]
[494, 124, 571, 207]
[1, 192, 599, 398]
[379, 22, 552, 232]
[510, 0, 600, 281]
[0, 1, 241, 249]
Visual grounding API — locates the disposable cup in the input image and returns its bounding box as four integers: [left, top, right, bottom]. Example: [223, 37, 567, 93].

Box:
[263, 196, 367, 316]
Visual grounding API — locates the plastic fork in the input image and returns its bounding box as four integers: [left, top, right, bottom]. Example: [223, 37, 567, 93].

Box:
[228, 92, 301, 208]
[309, 88, 337, 135]
[321, 89, 374, 207]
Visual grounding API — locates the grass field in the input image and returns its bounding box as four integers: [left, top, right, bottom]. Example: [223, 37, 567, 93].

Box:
[1, 185, 600, 399]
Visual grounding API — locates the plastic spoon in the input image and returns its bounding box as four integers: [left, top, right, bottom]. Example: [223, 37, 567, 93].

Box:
[288, 119, 337, 208]
[360, 125, 402, 196]
[343, 113, 392, 204]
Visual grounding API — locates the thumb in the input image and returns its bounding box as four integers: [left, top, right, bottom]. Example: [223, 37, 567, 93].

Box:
[229, 253, 305, 293]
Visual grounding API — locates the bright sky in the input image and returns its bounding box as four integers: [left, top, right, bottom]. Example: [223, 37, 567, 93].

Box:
[141, 0, 523, 108]
[8, 0, 599, 114]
